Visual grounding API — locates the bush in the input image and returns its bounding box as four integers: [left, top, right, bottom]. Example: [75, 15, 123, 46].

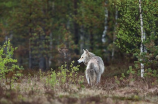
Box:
[0, 40, 23, 89]
[46, 61, 84, 90]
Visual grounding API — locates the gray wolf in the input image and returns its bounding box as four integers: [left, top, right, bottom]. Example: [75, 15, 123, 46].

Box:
[78, 49, 105, 85]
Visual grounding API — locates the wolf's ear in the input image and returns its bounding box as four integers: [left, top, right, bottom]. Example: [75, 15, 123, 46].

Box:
[85, 49, 89, 53]
[85, 49, 90, 56]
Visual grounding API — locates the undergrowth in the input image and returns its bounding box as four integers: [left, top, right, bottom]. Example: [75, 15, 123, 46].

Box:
[45, 61, 85, 92]
[0, 41, 158, 104]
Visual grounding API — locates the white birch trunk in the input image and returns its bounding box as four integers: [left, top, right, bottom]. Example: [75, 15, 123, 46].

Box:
[139, 0, 145, 78]
[112, 9, 118, 60]
[102, 2, 108, 43]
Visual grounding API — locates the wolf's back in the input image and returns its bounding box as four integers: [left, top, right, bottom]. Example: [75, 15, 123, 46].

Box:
[88, 56, 105, 74]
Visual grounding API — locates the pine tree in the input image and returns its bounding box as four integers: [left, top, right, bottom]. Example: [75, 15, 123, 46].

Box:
[9, 0, 53, 70]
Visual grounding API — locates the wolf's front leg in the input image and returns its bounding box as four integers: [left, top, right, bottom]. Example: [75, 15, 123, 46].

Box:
[85, 70, 90, 84]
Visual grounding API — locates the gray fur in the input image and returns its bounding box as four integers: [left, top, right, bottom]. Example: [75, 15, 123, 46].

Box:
[78, 49, 105, 85]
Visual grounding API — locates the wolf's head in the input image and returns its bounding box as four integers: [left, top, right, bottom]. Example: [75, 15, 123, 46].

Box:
[78, 49, 95, 64]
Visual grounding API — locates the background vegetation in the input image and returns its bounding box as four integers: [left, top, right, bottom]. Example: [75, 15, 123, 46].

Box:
[0, 0, 158, 103]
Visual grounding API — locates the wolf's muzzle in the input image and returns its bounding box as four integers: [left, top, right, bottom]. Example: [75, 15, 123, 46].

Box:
[77, 60, 80, 63]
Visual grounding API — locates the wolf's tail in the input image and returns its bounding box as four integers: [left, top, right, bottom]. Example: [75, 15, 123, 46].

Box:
[98, 57, 105, 74]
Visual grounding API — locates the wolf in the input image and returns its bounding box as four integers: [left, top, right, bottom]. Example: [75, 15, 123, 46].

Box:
[78, 49, 105, 85]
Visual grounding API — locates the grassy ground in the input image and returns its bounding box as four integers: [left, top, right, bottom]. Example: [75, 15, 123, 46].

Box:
[0, 64, 158, 104]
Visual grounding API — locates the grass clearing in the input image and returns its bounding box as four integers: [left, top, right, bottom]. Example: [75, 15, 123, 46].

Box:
[1, 65, 158, 104]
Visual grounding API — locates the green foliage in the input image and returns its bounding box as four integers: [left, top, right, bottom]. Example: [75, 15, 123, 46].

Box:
[113, 0, 158, 77]
[127, 66, 135, 75]
[120, 73, 125, 81]
[119, 66, 135, 82]
[67, 61, 80, 84]
[58, 64, 67, 84]
[57, 25, 77, 49]
[75, 0, 105, 53]
[46, 61, 84, 89]
[57, 61, 81, 84]
[133, 34, 158, 76]
[76, 0, 104, 28]
[0, 39, 23, 89]
[144, 68, 158, 78]
[114, 0, 140, 53]
[46, 69, 58, 88]
[0, 40, 23, 78]
[50, 70, 57, 87]
[115, 0, 158, 53]
[114, 76, 120, 84]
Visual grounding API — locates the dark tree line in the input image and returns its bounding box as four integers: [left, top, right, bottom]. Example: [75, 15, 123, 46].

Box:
[0, 0, 158, 72]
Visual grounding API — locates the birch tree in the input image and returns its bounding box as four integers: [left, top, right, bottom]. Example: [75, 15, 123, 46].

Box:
[115, 0, 158, 76]
[139, 0, 145, 77]
[112, 8, 118, 60]
[102, 1, 108, 43]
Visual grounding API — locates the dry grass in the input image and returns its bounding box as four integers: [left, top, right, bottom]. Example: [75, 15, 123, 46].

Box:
[0, 66, 158, 104]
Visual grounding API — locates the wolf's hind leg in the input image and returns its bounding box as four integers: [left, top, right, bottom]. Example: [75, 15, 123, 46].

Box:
[85, 70, 90, 84]
[96, 74, 101, 84]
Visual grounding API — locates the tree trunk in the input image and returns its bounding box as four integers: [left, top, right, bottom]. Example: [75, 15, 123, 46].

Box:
[102, 2, 108, 43]
[28, 30, 32, 69]
[79, 3, 85, 54]
[39, 34, 46, 71]
[29, 38, 32, 69]
[102, 1, 110, 62]
[73, 0, 79, 54]
[90, 30, 94, 51]
[80, 26, 85, 54]
[139, 0, 145, 78]
[29, 5, 32, 69]
[39, 56, 46, 71]
[49, 32, 53, 67]
[112, 9, 118, 60]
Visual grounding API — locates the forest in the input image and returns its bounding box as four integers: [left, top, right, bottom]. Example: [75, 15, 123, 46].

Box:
[0, 0, 158, 104]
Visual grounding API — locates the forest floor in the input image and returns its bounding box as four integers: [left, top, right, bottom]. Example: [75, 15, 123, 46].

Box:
[0, 64, 158, 104]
